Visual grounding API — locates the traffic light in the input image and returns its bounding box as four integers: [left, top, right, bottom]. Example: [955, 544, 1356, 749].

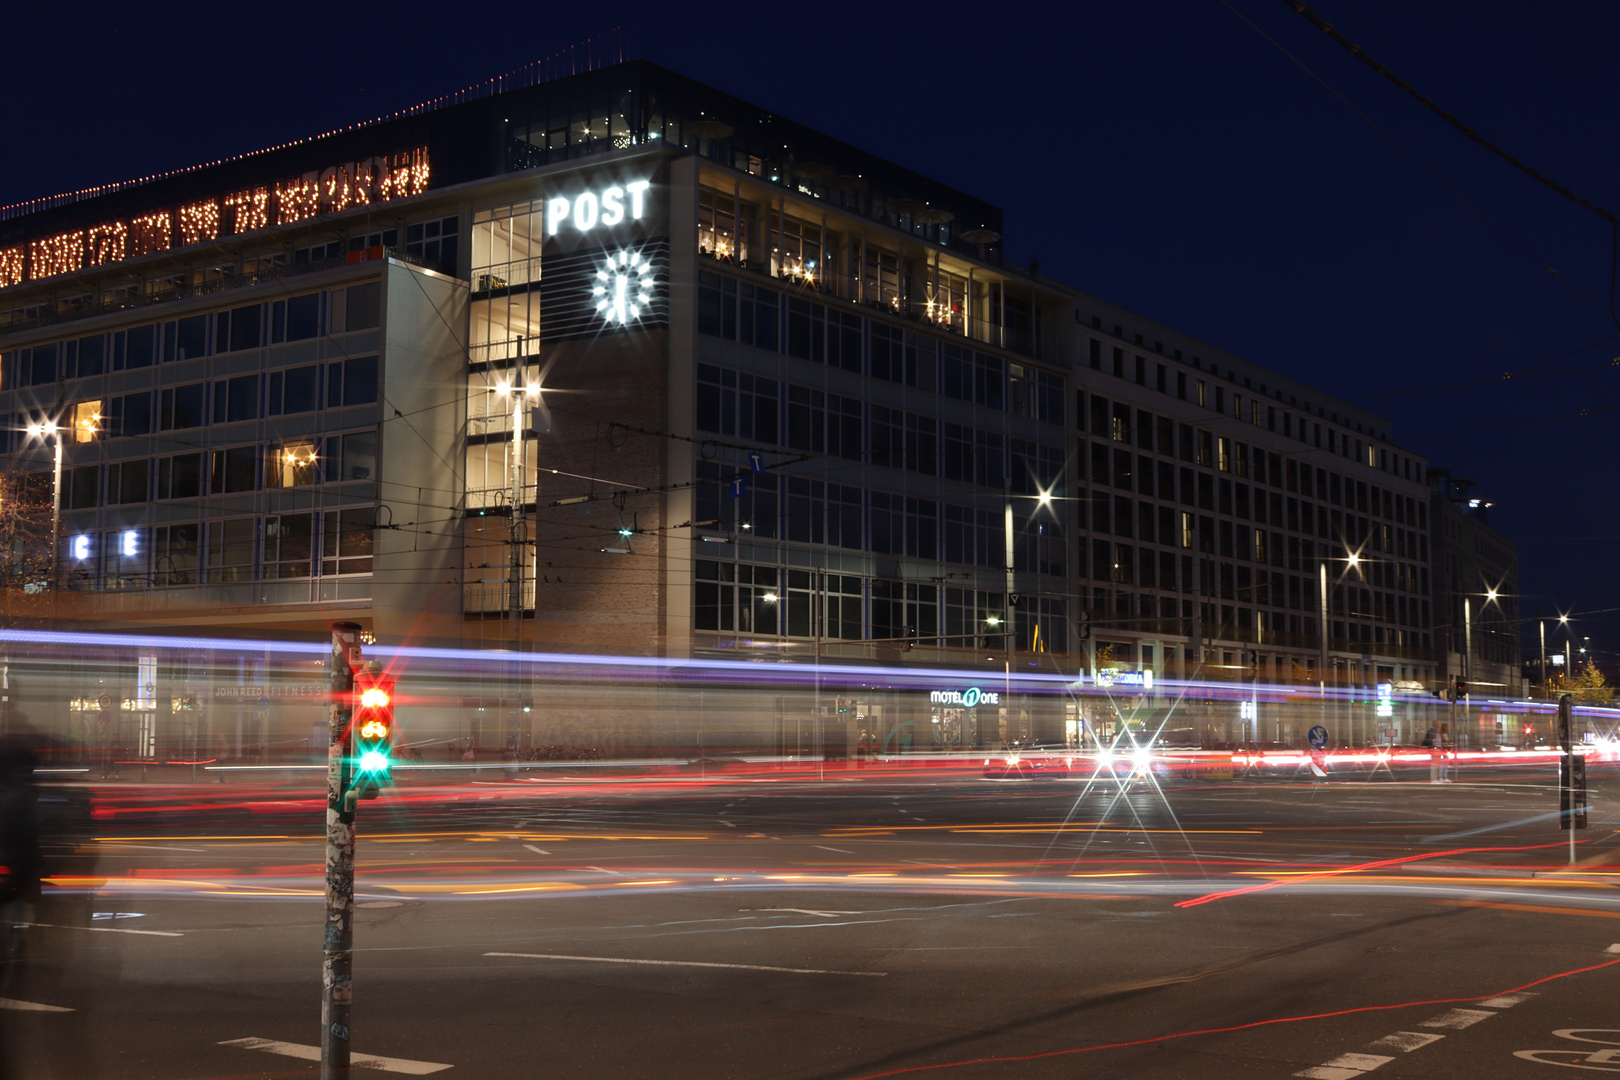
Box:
[351, 671, 396, 799]
[1453, 676, 1467, 701]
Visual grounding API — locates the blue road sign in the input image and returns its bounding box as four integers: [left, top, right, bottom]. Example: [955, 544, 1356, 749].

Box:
[747, 451, 765, 474]
[730, 477, 746, 498]
[1307, 725, 1328, 749]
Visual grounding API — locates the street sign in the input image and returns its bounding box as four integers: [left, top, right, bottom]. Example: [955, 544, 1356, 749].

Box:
[97, 709, 111, 726]
[747, 451, 764, 474]
[730, 477, 746, 498]
[98, 693, 113, 710]
[1307, 725, 1328, 749]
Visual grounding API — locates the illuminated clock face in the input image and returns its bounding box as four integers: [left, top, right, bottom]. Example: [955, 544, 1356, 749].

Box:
[593, 249, 657, 326]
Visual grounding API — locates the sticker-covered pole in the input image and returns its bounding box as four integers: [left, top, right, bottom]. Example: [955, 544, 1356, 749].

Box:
[323, 621, 361, 1077]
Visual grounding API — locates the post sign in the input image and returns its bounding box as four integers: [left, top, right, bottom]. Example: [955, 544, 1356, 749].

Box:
[1307, 725, 1328, 749]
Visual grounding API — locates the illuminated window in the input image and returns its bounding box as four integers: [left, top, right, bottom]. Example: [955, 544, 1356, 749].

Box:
[102, 527, 147, 590]
[69, 399, 102, 443]
[1182, 512, 1194, 549]
[698, 188, 750, 264]
[269, 440, 319, 487]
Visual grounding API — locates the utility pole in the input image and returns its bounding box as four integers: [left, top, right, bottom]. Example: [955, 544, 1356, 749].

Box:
[322, 621, 361, 1077]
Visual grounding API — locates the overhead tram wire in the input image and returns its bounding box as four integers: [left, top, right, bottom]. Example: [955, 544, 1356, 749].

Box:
[1278, 0, 1620, 335]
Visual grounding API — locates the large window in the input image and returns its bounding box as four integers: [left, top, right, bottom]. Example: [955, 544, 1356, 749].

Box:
[405, 215, 460, 275]
[940, 345, 1004, 409]
[157, 453, 203, 500]
[322, 508, 374, 575]
[268, 440, 319, 487]
[264, 514, 314, 578]
[698, 188, 751, 264]
[697, 272, 779, 351]
[786, 385, 861, 459]
[694, 561, 777, 635]
[206, 519, 255, 583]
[153, 523, 199, 585]
[696, 364, 778, 444]
[472, 203, 540, 288]
[159, 383, 205, 430]
[326, 356, 379, 407]
[786, 299, 861, 372]
[267, 364, 319, 415]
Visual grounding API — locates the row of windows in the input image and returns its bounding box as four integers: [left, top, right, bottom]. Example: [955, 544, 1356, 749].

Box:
[64, 508, 375, 589]
[1080, 394, 1427, 527]
[693, 464, 1065, 576]
[1076, 473, 1429, 572]
[1080, 541, 1429, 630]
[48, 432, 376, 507]
[1, 283, 381, 389]
[697, 364, 1065, 488]
[693, 561, 1070, 652]
[1085, 334, 1419, 481]
[1083, 587, 1430, 653]
[699, 272, 1064, 422]
[3, 358, 378, 453]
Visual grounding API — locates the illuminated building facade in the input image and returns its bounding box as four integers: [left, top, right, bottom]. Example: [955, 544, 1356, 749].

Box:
[0, 61, 1454, 757]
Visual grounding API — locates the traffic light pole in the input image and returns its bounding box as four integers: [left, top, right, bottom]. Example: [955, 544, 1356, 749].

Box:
[323, 621, 361, 1077]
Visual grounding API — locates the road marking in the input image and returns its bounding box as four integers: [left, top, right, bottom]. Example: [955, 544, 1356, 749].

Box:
[20, 922, 182, 937]
[0, 997, 73, 1012]
[1607, 944, 1620, 954]
[1368, 1032, 1444, 1052]
[485, 951, 885, 976]
[746, 908, 860, 918]
[1296, 1055, 1392, 1079]
[522, 845, 551, 855]
[815, 845, 855, 854]
[221, 1037, 451, 1074]
[1481, 992, 1538, 1008]
[1420, 1008, 1496, 1029]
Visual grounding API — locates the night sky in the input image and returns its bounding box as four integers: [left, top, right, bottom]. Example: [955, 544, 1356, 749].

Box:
[6, 1, 1616, 660]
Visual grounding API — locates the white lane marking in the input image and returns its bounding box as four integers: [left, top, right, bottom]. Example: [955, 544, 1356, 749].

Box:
[221, 1038, 451, 1074]
[1322, 1053, 1395, 1070]
[1480, 992, 1538, 1008]
[746, 908, 860, 918]
[522, 845, 551, 856]
[720, 820, 737, 827]
[1607, 943, 1620, 954]
[92, 912, 145, 920]
[20, 922, 181, 937]
[1295, 1066, 1370, 1080]
[485, 951, 885, 976]
[583, 866, 620, 875]
[815, 845, 854, 854]
[1369, 1032, 1445, 1052]
[0, 997, 73, 1012]
[1420, 1008, 1496, 1030]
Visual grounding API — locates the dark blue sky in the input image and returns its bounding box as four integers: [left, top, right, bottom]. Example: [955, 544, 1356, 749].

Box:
[6, 1, 1616, 657]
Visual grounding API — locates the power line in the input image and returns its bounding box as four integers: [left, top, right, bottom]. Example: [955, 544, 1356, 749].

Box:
[1278, 0, 1620, 332]
[1280, 0, 1619, 228]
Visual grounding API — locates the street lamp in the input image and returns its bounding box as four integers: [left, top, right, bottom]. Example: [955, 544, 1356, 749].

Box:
[24, 420, 63, 590]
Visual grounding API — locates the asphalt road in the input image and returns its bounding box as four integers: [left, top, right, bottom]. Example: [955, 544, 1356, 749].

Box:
[3, 761, 1618, 1079]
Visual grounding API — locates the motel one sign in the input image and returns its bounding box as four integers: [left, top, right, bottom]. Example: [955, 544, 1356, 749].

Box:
[928, 687, 1000, 708]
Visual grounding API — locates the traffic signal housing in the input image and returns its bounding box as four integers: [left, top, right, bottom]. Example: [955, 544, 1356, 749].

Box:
[1453, 676, 1467, 701]
[351, 671, 396, 799]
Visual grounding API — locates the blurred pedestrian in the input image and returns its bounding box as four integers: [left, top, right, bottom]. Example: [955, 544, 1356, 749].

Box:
[1424, 724, 1441, 783]
[1438, 722, 1452, 782]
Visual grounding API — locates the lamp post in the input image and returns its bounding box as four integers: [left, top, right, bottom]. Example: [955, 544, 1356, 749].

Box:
[491, 377, 541, 763]
[25, 420, 63, 590]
